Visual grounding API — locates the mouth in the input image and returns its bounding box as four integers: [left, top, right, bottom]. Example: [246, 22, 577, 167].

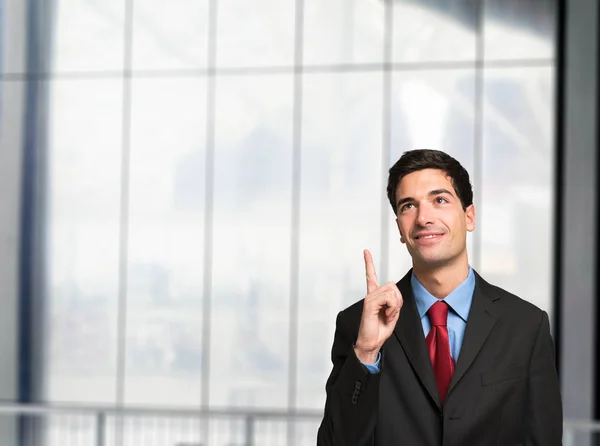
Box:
[413, 233, 445, 243]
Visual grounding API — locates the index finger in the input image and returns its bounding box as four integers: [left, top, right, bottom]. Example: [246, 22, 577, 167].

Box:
[363, 249, 379, 294]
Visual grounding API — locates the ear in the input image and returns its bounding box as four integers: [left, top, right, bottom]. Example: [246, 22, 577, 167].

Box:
[397, 218, 406, 244]
[465, 204, 476, 232]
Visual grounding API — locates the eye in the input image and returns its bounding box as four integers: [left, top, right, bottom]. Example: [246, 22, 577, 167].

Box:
[400, 203, 414, 212]
[435, 196, 448, 204]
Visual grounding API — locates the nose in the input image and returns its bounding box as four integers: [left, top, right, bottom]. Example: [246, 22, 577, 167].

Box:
[416, 202, 435, 226]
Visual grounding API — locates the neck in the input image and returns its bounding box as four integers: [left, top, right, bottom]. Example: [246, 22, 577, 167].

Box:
[412, 254, 470, 299]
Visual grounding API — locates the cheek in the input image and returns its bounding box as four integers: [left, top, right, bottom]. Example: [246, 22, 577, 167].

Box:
[398, 220, 412, 237]
[441, 215, 464, 236]
[451, 220, 468, 241]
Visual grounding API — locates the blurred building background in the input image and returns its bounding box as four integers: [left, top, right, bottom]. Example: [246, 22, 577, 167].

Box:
[0, 0, 597, 445]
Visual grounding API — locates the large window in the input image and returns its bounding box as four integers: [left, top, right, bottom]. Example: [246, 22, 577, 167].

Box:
[20, 0, 556, 444]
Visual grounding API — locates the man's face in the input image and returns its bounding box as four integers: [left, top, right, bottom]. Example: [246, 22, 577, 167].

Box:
[395, 168, 475, 268]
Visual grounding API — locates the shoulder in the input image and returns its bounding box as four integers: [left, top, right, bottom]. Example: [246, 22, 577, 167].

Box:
[474, 271, 548, 328]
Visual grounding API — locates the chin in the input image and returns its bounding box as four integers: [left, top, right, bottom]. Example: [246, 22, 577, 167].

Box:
[412, 253, 455, 269]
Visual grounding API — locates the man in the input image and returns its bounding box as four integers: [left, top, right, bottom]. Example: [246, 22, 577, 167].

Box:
[317, 150, 562, 445]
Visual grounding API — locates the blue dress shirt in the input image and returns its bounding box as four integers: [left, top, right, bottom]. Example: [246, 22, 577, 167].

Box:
[362, 267, 475, 374]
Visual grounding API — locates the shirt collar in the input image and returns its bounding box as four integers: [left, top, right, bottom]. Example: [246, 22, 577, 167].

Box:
[411, 267, 475, 322]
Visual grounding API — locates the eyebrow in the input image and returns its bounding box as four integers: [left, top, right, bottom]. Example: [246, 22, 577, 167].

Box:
[396, 188, 455, 209]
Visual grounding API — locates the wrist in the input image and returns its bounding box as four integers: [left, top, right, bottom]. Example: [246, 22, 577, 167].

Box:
[354, 345, 380, 364]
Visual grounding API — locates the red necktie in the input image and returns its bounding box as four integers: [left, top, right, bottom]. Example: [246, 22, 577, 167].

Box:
[426, 301, 454, 405]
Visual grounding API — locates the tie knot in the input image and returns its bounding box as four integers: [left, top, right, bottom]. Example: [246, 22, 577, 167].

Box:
[427, 301, 449, 327]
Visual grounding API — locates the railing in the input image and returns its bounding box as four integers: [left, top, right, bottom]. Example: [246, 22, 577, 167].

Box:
[0, 403, 323, 446]
[563, 420, 600, 446]
[0, 404, 598, 446]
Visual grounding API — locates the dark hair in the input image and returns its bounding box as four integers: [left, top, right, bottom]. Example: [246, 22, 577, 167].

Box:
[386, 149, 473, 214]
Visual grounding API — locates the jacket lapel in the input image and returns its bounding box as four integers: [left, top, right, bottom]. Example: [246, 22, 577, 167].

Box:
[394, 270, 442, 410]
[447, 271, 499, 396]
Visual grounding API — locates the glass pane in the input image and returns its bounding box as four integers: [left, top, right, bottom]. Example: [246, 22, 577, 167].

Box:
[392, 0, 478, 63]
[44, 79, 123, 403]
[1, 0, 27, 74]
[132, 1, 209, 70]
[216, 0, 295, 67]
[484, 0, 556, 61]
[119, 416, 202, 446]
[480, 66, 555, 314]
[210, 74, 294, 408]
[389, 69, 476, 274]
[208, 418, 248, 446]
[296, 72, 383, 410]
[294, 419, 322, 446]
[303, 0, 385, 65]
[123, 78, 207, 406]
[45, 0, 125, 73]
[0, 80, 24, 438]
[0, 80, 26, 164]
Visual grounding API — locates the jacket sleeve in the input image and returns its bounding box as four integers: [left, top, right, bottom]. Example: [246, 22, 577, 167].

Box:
[526, 310, 563, 445]
[317, 309, 381, 446]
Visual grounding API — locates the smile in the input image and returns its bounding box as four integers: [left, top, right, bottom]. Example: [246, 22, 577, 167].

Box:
[414, 233, 445, 244]
[415, 234, 444, 239]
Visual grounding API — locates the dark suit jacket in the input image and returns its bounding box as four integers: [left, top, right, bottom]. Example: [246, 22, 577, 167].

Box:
[317, 269, 562, 446]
